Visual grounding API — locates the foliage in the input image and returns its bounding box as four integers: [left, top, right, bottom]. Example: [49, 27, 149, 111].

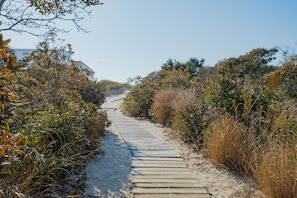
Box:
[99, 79, 128, 91]
[0, 35, 109, 197]
[0, 33, 24, 196]
[205, 48, 277, 119]
[171, 89, 209, 148]
[121, 68, 193, 118]
[0, 0, 103, 36]
[79, 80, 106, 106]
[162, 57, 204, 76]
[265, 56, 297, 100]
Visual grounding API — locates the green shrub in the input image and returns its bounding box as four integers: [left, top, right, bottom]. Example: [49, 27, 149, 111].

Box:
[0, 37, 109, 196]
[171, 89, 205, 144]
[205, 48, 277, 118]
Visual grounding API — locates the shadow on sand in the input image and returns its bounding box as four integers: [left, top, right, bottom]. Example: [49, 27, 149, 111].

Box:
[84, 129, 132, 198]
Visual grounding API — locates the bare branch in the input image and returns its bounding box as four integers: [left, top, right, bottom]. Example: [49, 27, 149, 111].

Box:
[0, 0, 102, 37]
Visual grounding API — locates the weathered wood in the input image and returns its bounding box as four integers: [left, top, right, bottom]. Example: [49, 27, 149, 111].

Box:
[133, 153, 181, 158]
[132, 160, 184, 164]
[132, 174, 198, 179]
[132, 170, 191, 175]
[132, 167, 190, 171]
[133, 182, 205, 188]
[132, 178, 199, 183]
[132, 162, 186, 168]
[132, 157, 183, 161]
[133, 194, 210, 198]
[133, 187, 208, 194]
[132, 150, 179, 155]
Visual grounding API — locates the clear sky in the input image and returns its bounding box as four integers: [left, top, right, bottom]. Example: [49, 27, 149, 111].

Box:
[7, 0, 297, 83]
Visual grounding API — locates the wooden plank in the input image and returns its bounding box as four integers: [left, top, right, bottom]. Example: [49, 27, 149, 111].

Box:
[132, 178, 199, 183]
[129, 145, 170, 149]
[132, 161, 185, 165]
[132, 163, 186, 168]
[130, 147, 172, 151]
[132, 170, 191, 175]
[133, 194, 210, 198]
[131, 148, 177, 151]
[132, 167, 190, 171]
[132, 175, 198, 179]
[127, 142, 165, 145]
[132, 179, 199, 183]
[132, 150, 179, 155]
[133, 187, 208, 194]
[133, 153, 181, 158]
[133, 182, 204, 188]
[133, 157, 183, 161]
[133, 159, 184, 163]
[134, 194, 210, 198]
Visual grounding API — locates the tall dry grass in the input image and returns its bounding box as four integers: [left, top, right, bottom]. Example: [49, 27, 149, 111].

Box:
[253, 143, 297, 198]
[151, 89, 177, 126]
[208, 99, 297, 198]
[208, 115, 256, 175]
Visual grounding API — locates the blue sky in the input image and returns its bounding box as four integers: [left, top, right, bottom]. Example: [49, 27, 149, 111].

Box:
[7, 0, 297, 83]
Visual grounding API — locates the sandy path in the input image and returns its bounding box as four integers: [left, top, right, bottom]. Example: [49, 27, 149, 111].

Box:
[85, 94, 265, 198]
[84, 127, 132, 198]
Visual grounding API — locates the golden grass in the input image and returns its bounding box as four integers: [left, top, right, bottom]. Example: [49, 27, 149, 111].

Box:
[152, 89, 177, 125]
[253, 144, 297, 198]
[208, 115, 256, 175]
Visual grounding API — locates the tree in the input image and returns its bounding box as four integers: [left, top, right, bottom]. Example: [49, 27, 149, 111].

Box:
[161, 57, 204, 76]
[0, 0, 103, 36]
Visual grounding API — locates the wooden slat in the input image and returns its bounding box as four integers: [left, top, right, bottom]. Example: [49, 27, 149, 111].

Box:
[133, 153, 181, 158]
[133, 160, 185, 164]
[132, 174, 198, 179]
[133, 194, 210, 198]
[132, 151, 179, 156]
[132, 167, 190, 171]
[132, 163, 186, 168]
[132, 178, 199, 183]
[132, 170, 191, 175]
[133, 182, 204, 188]
[132, 157, 183, 161]
[130, 147, 172, 150]
[133, 187, 208, 194]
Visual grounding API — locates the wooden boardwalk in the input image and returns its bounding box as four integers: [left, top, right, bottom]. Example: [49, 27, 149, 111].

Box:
[104, 95, 210, 198]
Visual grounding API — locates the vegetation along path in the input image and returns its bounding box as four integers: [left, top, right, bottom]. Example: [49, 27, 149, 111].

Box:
[103, 94, 211, 198]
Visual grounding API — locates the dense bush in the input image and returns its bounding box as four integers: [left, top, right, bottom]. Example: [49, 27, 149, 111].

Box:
[171, 89, 209, 148]
[0, 35, 110, 197]
[121, 68, 193, 117]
